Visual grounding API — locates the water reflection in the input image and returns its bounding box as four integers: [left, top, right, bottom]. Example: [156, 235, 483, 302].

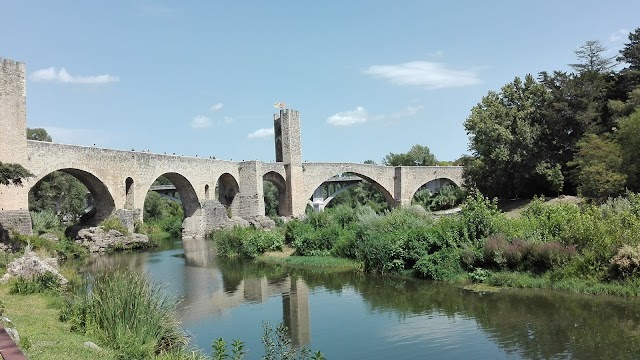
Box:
[87, 238, 640, 359]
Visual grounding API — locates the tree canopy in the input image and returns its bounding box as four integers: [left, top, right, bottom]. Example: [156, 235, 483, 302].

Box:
[463, 29, 640, 200]
[383, 144, 437, 166]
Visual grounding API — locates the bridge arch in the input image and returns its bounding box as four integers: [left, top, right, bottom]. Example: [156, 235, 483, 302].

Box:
[263, 171, 287, 216]
[216, 173, 239, 207]
[29, 168, 116, 224]
[306, 172, 394, 211]
[143, 172, 200, 223]
[407, 177, 461, 201]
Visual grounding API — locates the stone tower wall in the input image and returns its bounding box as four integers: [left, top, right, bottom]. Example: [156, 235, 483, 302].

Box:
[0, 58, 31, 234]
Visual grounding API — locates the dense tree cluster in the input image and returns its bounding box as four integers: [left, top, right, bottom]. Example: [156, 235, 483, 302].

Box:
[464, 29, 640, 200]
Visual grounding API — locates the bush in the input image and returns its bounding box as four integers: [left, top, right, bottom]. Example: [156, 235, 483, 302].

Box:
[413, 248, 464, 281]
[610, 244, 640, 279]
[100, 215, 129, 235]
[31, 210, 61, 234]
[213, 227, 284, 259]
[9, 272, 62, 294]
[483, 233, 576, 272]
[460, 192, 501, 242]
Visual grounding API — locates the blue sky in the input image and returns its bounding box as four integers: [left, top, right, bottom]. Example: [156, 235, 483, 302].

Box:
[3, 1, 639, 163]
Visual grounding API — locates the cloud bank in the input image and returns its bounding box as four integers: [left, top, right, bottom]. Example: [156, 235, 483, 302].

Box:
[327, 106, 368, 126]
[364, 61, 480, 89]
[247, 127, 274, 139]
[30, 67, 119, 84]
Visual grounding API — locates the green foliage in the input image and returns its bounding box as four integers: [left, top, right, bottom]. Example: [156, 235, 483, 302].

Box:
[412, 185, 465, 211]
[211, 338, 245, 360]
[459, 192, 501, 242]
[261, 322, 325, 360]
[99, 215, 129, 235]
[413, 248, 464, 281]
[213, 227, 284, 259]
[29, 171, 88, 222]
[617, 108, 640, 191]
[609, 244, 640, 279]
[383, 144, 437, 166]
[27, 127, 53, 142]
[61, 270, 188, 358]
[617, 27, 640, 70]
[31, 210, 62, 235]
[0, 161, 34, 186]
[264, 181, 279, 217]
[569, 133, 626, 200]
[9, 272, 61, 294]
[463, 75, 560, 198]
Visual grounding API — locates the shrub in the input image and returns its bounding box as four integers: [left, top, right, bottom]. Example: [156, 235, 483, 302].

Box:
[100, 215, 129, 235]
[9, 272, 61, 294]
[213, 227, 284, 259]
[460, 192, 501, 242]
[31, 210, 61, 234]
[413, 248, 464, 281]
[483, 233, 576, 272]
[610, 244, 640, 279]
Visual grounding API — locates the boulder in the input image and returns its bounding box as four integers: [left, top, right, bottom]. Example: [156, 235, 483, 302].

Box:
[0, 250, 68, 286]
[73, 227, 152, 253]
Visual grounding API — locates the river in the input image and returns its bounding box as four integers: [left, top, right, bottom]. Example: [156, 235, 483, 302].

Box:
[86, 237, 640, 359]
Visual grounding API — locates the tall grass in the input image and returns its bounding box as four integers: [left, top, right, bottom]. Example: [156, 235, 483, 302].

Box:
[62, 270, 187, 359]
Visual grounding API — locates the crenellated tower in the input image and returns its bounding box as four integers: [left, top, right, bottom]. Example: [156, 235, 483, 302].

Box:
[274, 109, 305, 216]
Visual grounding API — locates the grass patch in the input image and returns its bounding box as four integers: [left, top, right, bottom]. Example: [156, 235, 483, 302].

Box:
[0, 283, 117, 360]
[485, 271, 640, 296]
[257, 255, 361, 271]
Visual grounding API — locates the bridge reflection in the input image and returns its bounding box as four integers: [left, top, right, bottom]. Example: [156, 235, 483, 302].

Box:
[180, 239, 311, 347]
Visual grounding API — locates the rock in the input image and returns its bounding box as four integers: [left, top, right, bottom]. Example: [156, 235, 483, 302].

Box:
[6, 327, 19, 344]
[0, 251, 68, 286]
[73, 226, 152, 253]
[223, 216, 250, 229]
[83, 341, 101, 351]
[249, 216, 276, 230]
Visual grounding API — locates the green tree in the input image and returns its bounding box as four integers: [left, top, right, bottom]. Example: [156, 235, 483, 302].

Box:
[464, 75, 560, 198]
[569, 134, 626, 200]
[263, 181, 279, 216]
[26, 128, 52, 142]
[617, 108, 640, 191]
[569, 40, 615, 74]
[383, 144, 437, 166]
[0, 162, 33, 186]
[617, 28, 640, 70]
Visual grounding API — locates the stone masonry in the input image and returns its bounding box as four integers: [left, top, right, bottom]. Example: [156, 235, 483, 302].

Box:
[0, 57, 463, 238]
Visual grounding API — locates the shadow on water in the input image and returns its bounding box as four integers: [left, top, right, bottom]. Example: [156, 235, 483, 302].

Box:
[87, 237, 640, 359]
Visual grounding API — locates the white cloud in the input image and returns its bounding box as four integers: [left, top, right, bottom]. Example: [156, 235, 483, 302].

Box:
[327, 106, 368, 127]
[210, 102, 224, 111]
[247, 127, 274, 139]
[190, 115, 212, 128]
[364, 61, 480, 89]
[30, 67, 119, 84]
[609, 28, 629, 42]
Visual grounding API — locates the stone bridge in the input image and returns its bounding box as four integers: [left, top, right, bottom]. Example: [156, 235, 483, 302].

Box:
[0, 57, 463, 238]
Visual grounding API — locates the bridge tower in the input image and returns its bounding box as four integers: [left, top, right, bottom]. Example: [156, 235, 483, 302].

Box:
[274, 109, 305, 216]
[0, 58, 32, 235]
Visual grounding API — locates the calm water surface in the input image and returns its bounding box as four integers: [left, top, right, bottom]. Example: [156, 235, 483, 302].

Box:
[87, 238, 640, 359]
